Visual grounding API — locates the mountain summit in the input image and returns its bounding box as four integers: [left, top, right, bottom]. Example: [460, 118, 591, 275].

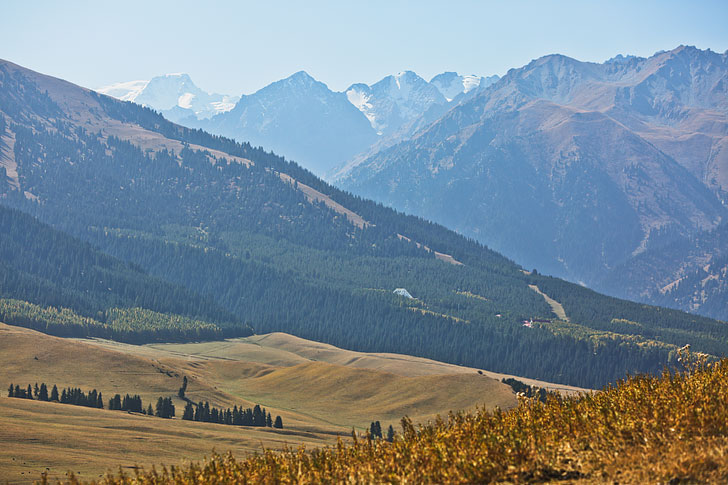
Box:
[97, 73, 239, 123]
[345, 71, 448, 136]
[197, 70, 378, 176]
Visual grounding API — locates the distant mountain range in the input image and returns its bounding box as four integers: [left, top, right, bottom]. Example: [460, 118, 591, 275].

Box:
[93, 46, 728, 321]
[335, 46, 728, 320]
[97, 70, 497, 176]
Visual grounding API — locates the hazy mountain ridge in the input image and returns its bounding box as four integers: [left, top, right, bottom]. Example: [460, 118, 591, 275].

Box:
[195, 71, 379, 176]
[97, 69, 497, 177]
[336, 46, 728, 319]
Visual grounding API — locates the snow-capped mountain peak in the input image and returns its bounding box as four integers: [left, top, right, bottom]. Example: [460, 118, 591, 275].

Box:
[96, 74, 239, 123]
[345, 71, 447, 136]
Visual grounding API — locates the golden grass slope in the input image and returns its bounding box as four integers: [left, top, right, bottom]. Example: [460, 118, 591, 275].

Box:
[0, 323, 533, 482]
[212, 361, 514, 429]
[143, 332, 585, 393]
[92, 354, 728, 484]
[0, 396, 333, 484]
[58, 331, 523, 428]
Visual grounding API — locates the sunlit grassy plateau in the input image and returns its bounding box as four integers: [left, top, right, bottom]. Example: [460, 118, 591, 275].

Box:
[46, 350, 728, 484]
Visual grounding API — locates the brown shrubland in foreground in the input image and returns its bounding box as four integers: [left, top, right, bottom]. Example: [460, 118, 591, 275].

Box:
[54, 351, 728, 484]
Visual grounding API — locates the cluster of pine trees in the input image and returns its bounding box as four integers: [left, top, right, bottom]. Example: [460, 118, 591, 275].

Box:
[155, 397, 175, 418]
[501, 378, 550, 403]
[7, 382, 102, 408]
[5, 379, 284, 430]
[369, 420, 395, 442]
[107, 393, 143, 413]
[181, 401, 282, 429]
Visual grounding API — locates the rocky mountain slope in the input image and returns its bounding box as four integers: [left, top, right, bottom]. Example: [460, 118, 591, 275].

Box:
[336, 46, 728, 319]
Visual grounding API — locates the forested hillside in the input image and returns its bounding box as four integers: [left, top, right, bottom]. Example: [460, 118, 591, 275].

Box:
[0, 205, 248, 342]
[1, 59, 727, 388]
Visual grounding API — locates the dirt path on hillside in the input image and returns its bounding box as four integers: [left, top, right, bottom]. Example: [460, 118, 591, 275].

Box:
[529, 284, 569, 322]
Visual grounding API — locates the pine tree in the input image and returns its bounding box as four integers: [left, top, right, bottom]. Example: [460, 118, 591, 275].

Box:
[34, 383, 39, 399]
[182, 402, 194, 420]
[109, 394, 121, 411]
[387, 424, 395, 442]
[50, 384, 59, 401]
[146, 403, 153, 416]
[369, 421, 382, 439]
[166, 397, 175, 418]
[97, 392, 103, 409]
[266, 412, 272, 427]
[156, 397, 175, 418]
[7, 383, 13, 398]
[26, 384, 33, 400]
[253, 405, 263, 426]
[274, 416, 283, 429]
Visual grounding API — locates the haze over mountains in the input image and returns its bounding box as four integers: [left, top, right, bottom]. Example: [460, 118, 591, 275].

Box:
[97, 69, 497, 176]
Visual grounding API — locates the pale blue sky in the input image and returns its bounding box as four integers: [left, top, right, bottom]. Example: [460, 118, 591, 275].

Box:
[2, 0, 727, 95]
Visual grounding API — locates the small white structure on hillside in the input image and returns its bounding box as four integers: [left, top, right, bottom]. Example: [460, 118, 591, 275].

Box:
[393, 288, 414, 299]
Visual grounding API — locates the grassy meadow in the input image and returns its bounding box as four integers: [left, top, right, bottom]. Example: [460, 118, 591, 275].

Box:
[0, 323, 535, 482]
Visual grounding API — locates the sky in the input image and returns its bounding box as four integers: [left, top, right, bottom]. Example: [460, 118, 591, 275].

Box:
[2, 0, 727, 96]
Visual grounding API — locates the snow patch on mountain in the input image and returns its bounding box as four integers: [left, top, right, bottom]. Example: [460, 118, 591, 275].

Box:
[96, 80, 149, 102]
[345, 87, 377, 131]
[177, 92, 195, 109]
